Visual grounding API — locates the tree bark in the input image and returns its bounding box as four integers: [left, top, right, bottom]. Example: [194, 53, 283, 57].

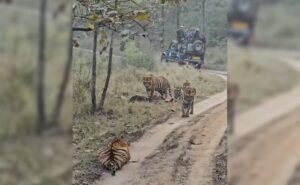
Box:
[50, 12, 73, 126]
[176, 4, 180, 30]
[98, 31, 113, 111]
[202, 0, 206, 35]
[91, 24, 98, 114]
[160, 4, 165, 50]
[98, 0, 117, 112]
[36, 0, 47, 134]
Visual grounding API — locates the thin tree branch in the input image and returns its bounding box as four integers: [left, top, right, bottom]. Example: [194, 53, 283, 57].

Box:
[72, 27, 93, 31]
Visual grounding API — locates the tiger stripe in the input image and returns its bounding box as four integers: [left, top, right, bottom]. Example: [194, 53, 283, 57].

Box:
[98, 138, 131, 176]
[182, 85, 196, 118]
[143, 74, 172, 101]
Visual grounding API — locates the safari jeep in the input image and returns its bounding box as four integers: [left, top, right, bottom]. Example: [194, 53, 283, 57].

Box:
[161, 28, 206, 69]
[228, 0, 259, 45]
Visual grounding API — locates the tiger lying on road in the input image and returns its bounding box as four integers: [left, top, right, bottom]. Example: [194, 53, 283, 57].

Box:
[98, 138, 131, 176]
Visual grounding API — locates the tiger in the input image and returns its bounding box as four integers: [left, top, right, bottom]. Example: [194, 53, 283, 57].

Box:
[182, 85, 196, 118]
[174, 81, 191, 102]
[174, 85, 183, 102]
[143, 74, 173, 101]
[183, 80, 191, 90]
[98, 138, 131, 176]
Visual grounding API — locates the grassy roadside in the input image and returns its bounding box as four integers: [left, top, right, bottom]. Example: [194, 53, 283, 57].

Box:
[228, 43, 300, 113]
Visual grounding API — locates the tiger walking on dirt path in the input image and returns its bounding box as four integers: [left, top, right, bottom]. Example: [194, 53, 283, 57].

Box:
[182, 83, 196, 118]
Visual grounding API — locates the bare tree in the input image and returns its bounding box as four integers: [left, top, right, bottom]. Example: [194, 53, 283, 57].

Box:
[98, 0, 118, 112]
[50, 12, 73, 126]
[176, 4, 180, 29]
[36, 0, 47, 134]
[91, 24, 99, 114]
[72, 0, 152, 113]
[160, 3, 165, 50]
[98, 31, 113, 112]
[201, 0, 206, 35]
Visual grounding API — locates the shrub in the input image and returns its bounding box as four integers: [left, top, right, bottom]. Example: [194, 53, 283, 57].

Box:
[122, 41, 156, 71]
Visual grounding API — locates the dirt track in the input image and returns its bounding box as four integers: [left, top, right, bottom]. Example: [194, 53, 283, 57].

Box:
[94, 75, 227, 185]
[229, 107, 300, 185]
[230, 49, 300, 185]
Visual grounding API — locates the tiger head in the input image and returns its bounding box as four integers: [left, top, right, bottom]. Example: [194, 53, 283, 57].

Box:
[143, 74, 154, 89]
[183, 80, 191, 90]
[184, 86, 196, 97]
[107, 162, 118, 176]
[174, 85, 183, 99]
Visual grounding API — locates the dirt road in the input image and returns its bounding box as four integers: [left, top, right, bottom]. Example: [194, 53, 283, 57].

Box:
[230, 49, 300, 185]
[229, 107, 300, 185]
[94, 80, 227, 185]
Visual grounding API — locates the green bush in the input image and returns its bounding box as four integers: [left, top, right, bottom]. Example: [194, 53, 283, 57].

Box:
[122, 41, 156, 71]
[204, 46, 227, 71]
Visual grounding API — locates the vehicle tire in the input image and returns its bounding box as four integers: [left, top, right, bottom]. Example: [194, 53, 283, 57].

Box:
[193, 40, 204, 53]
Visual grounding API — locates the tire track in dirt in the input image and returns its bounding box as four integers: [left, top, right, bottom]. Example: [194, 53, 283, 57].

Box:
[230, 49, 300, 185]
[212, 133, 227, 185]
[288, 164, 300, 185]
[229, 107, 300, 185]
[96, 103, 227, 185]
[135, 103, 226, 185]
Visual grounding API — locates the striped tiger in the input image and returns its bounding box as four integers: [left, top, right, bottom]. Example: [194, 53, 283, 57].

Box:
[143, 74, 172, 101]
[182, 86, 196, 118]
[174, 85, 183, 102]
[183, 80, 191, 90]
[98, 138, 131, 176]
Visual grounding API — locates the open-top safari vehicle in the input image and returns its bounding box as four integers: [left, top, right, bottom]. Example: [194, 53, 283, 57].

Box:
[161, 27, 206, 69]
[228, 0, 260, 45]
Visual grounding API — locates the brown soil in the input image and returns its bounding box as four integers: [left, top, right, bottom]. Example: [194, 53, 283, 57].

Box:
[94, 93, 227, 185]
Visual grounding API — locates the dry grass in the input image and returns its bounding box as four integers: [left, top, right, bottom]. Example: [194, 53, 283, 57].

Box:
[228, 42, 300, 113]
[205, 46, 227, 71]
[255, 1, 300, 49]
[72, 46, 226, 184]
[0, 137, 72, 185]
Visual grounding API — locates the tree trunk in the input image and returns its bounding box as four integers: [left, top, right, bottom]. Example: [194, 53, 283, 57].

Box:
[202, 0, 206, 35]
[176, 4, 180, 30]
[160, 4, 165, 50]
[50, 12, 73, 126]
[91, 24, 98, 114]
[98, 31, 113, 111]
[98, 0, 117, 112]
[36, 0, 47, 134]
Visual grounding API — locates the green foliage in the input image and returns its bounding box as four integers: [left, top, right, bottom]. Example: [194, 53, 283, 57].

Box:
[164, 0, 227, 48]
[122, 41, 156, 71]
[205, 46, 227, 71]
[255, 1, 300, 49]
